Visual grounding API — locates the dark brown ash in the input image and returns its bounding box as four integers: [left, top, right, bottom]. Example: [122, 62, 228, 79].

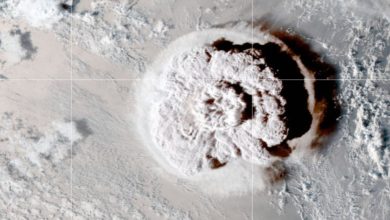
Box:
[143, 28, 337, 177]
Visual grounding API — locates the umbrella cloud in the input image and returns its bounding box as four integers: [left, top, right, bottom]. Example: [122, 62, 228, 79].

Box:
[137, 27, 339, 180]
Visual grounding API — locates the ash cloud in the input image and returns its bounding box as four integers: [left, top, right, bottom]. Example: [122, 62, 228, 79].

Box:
[9, 28, 38, 60]
[0, 27, 38, 68]
[263, 22, 341, 140]
[74, 118, 93, 138]
[137, 25, 340, 194]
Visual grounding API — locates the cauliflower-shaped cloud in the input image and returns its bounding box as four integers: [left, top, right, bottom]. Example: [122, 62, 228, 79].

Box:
[147, 32, 313, 176]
